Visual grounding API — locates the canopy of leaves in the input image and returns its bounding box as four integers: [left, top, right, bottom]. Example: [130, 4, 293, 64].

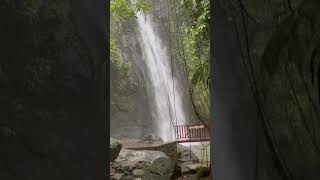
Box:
[178, 0, 210, 118]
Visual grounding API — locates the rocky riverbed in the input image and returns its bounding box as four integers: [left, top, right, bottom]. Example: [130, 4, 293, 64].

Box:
[110, 136, 210, 180]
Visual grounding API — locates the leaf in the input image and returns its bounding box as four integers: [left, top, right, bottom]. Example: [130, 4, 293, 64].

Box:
[191, 61, 209, 85]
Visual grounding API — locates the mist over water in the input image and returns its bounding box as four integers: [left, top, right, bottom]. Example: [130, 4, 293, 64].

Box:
[135, 11, 187, 142]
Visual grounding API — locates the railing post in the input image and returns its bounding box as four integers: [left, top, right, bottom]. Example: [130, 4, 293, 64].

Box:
[186, 125, 188, 138]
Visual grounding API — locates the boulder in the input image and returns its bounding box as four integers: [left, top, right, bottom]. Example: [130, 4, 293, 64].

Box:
[110, 149, 168, 179]
[139, 142, 179, 161]
[110, 173, 123, 180]
[141, 134, 162, 143]
[111, 162, 121, 169]
[195, 167, 210, 177]
[132, 169, 145, 178]
[142, 157, 176, 180]
[110, 138, 122, 162]
[181, 164, 210, 177]
[134, 161, 149, 169]
[117, 149, 167, 163]
[119, 175, 134, 180]
[141, 173, 160, 180]
[177, 144, 200, 162]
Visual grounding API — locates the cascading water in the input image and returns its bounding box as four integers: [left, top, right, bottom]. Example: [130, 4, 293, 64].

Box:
[135, 11, 187, 142]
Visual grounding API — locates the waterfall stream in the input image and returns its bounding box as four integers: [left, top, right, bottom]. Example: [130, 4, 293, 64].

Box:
[135, 11, 187, 142]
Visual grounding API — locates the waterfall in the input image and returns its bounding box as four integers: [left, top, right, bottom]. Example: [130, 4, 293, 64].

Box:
[135, 11, 187, 142]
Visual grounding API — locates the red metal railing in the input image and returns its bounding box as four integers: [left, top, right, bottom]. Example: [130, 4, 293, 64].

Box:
[174, 124, 210, 143]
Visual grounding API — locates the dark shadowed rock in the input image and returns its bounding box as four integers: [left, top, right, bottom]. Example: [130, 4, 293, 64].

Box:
[0, 126, 16, 137]
[135, 161, 149, 169]
[110, 138, 122, 162]
[177, 144, 200, 163]
[195, 167, 210, 177]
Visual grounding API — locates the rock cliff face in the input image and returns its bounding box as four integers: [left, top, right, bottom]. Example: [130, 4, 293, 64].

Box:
[110, 17, 154, 138]
[110, 0, 193, 139]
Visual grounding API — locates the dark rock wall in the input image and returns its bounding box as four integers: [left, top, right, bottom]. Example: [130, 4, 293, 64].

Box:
[211, 1, 283, 180]
[0, 0, 107, 179]
[110, 18, 155, 138]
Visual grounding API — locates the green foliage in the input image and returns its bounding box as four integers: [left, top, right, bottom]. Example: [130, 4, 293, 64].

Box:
[110, 0, 150, 105]
[110, 38, 121, 67]
[110, 0, 135, 22]
[110, 0, 151, 65]
[178, 0, 210, 118]
[134, 0, 151, 12]
[191, 60, 209, 86]
[180, 0, 210, 86]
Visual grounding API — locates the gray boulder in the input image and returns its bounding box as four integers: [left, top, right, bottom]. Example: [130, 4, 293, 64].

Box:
[141, 133, 162, 143]
[110, 138, 122, 162]
[117, 149, 167, 163]
[132, 169, 145, 178]
[142, 157, 176, 180]
[110, 173, 123, 180]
